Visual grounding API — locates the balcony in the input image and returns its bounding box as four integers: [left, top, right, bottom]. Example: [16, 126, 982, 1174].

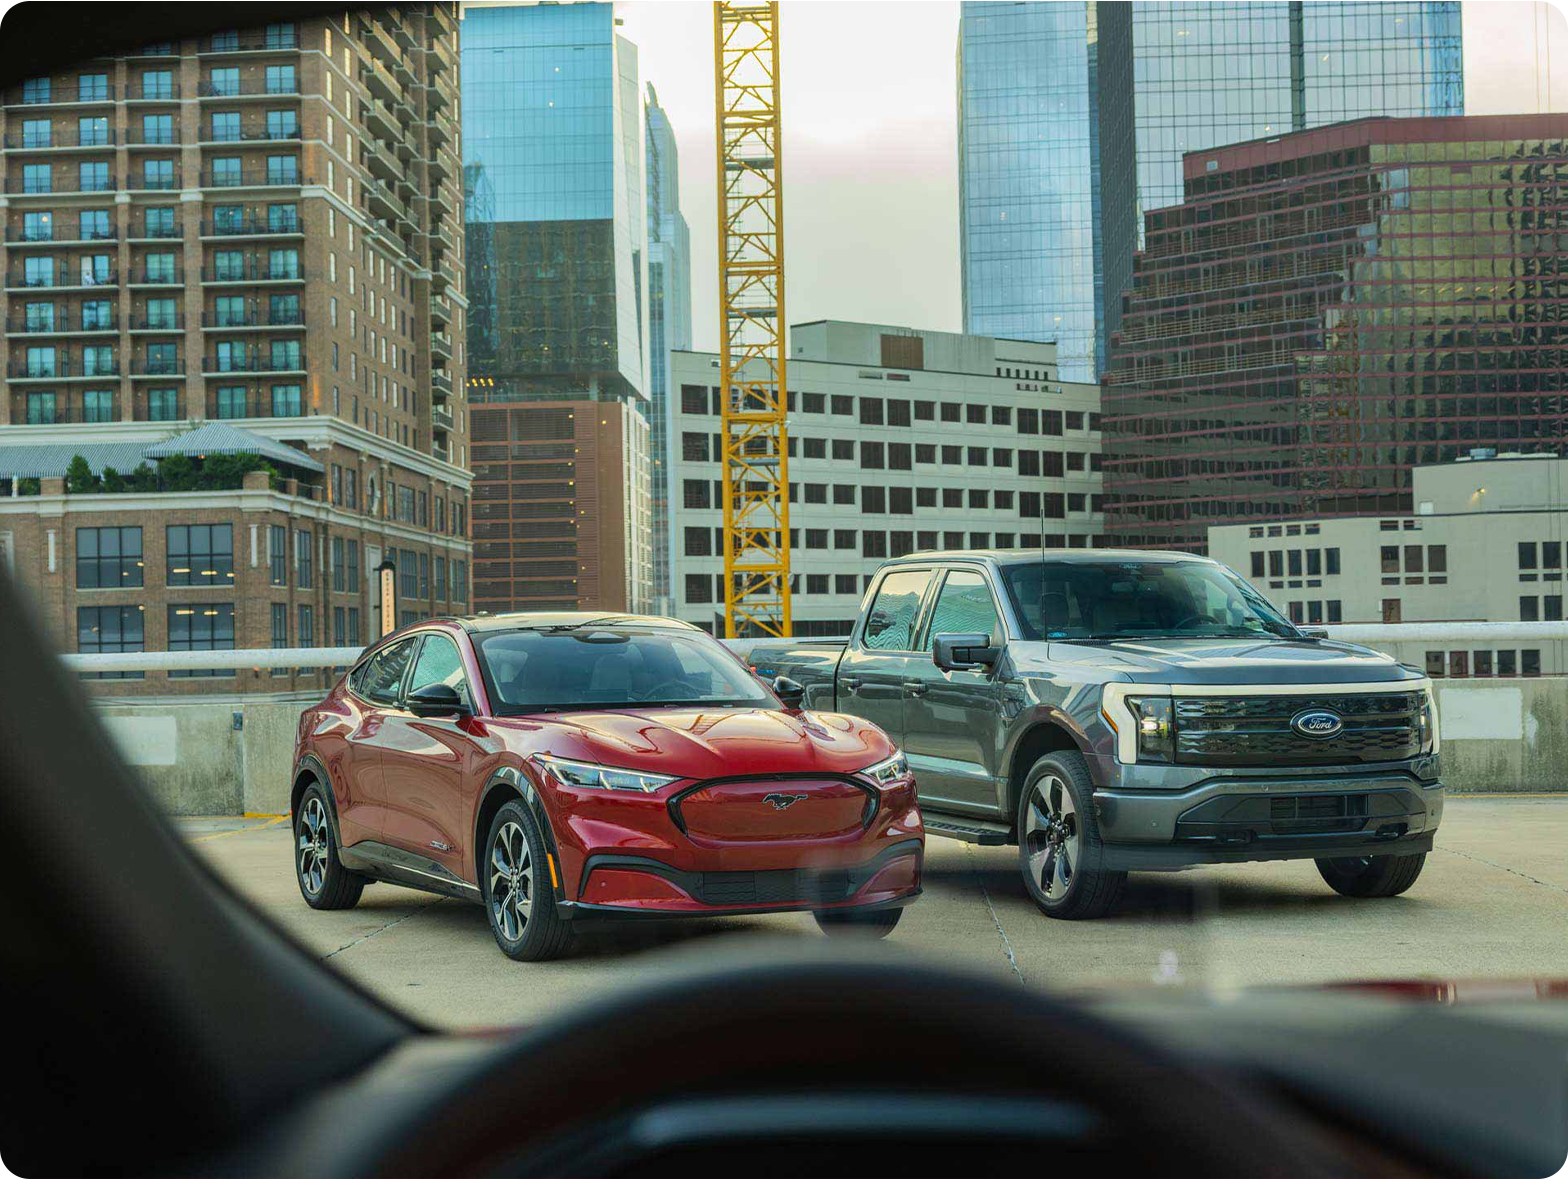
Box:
[201, 168, 303, 190]
[5, 174, 119, 196]
[202, 354, 305, 377]
[5, 226, 119, 246]
[360, 59, 404, 106]
[128, 82, 180, 103]
[429, 296, 451, 331]
[130, 314, 185, 332]
[200, 309, 304, 328]
[391, 56, 416, 90]
[200, 260, 305, 284]
[197, 78, 301, 100]
[431, 256, 454, 295]
[362, 138, 399, 184]
[425, 35, 454, 74]
[426, 149, 451, 185]
[430, 370, 453, 397]
[130, 174, 182, 192]
[200, 216, 301, 239]
[4, 127, 116, 149]
[432, 403, 453, 433]
[130, 356, 185, 377]
[201, 120, 301, 145]
[198, 32, 300, 54]
[134, 392, 187, 422]
[6, 314, 120, 336]
[8, 359, 121, 381]
[129, 222, 183, 241]
[366, 179, 410, 225]
[430, 332, 454, 362]
[129, 267, 184, 287]
[429, 72, 454, 111]
[360, 17, 400, 66]
[15, 400, 124, 426]
[423, 3, 456, 38]
[6, 270, 118, 291]
[426, 116, 450, 150]
[127, 126, 179, 146]
[5, 83, 115, 107]
[363, 96, 403, 145]
[387, 10, 418, 51]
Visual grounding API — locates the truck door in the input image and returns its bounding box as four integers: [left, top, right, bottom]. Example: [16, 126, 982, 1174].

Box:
[904, 567, 1005, 815]
[834, 567, 935, 750]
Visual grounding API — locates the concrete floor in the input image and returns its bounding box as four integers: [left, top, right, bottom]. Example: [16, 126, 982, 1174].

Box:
[184, 797, 1568, 1029]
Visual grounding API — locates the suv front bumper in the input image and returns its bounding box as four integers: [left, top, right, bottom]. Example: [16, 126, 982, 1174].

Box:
[1090, 759, 1443, 870]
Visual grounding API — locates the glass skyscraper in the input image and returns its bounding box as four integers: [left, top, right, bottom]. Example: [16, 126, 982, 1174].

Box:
[461, 1, 647, 400]
[645, 84, 693, 613]
[957, 0, 1465, 383]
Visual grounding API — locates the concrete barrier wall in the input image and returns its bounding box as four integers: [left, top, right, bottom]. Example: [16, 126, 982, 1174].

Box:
[95, 677, 1567, 816]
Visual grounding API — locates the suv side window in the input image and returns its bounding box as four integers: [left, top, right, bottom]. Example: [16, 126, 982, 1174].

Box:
[925, 570, 999, 649]
[406, 634, 472, 711]
[861, 569, 932, 651]
[358, 638, 417, 705]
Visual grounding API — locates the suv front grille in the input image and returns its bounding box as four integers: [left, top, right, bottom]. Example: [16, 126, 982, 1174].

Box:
[1173, 692, 1421, 766]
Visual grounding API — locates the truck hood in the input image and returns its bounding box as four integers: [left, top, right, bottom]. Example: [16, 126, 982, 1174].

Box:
[1034, 636, 1421, 686]
[485, 706, 895, 782]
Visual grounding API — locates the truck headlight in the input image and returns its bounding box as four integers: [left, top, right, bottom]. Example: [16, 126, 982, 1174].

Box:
[1126, 696, 1175, 763]
[1417, 689, 1438, 754]
[860, 751, 912, 791]
[535, 755, 679, 794]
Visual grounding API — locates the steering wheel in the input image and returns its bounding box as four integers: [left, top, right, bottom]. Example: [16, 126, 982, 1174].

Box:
[350, 957, 1355, 1177]
[1168, 613, 1217, 631]
[638, 678, 692, 702]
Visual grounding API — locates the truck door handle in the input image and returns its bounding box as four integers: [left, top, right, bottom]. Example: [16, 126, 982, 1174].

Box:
[840, 677, 860, 693]
[903, 681, 927, 697]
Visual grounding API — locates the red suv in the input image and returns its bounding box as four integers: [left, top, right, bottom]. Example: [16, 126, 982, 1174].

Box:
[291, 613, 924, 960]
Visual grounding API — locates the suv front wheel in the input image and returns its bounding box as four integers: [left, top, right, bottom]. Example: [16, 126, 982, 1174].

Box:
[1017, 751, 1126, 920]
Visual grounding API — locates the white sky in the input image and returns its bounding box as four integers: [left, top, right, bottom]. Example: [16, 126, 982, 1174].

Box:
[614, 0, 1568, 354]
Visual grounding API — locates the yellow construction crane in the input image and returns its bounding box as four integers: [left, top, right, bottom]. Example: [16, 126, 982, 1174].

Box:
[713, 0, 790, 638]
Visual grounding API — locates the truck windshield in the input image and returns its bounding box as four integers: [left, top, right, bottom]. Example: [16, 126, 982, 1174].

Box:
[474, 628, 775, 714]
[1000, 560, 1301, 642]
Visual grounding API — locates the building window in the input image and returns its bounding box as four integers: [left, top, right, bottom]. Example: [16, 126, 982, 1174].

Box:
[83, 389, 114, 422]
[1523, 650, 1542, 677]
[1498, 650, 1518, 676]
[216, 386, 247, 418]
[685, 574, 712, 604]
[265, 65, 297, 94]
[345, 540, 359, 592]
[1380, 545, 1399, 575]
[298, 604, 315, 647]
[684, 527, 711, 557]
[1250, 552, 1265, 578]
[270, 602, 289, 678]
[267, 525, 286, 586]
[271, 384, 302, 417]
[1520, 596, 1539, 622]
[1474, 650, 1493, 677]
[77, 527, 143, 589]
[332, 536, 346, 592]
[1519, 542, 1538, 570]
[148, 387, 179, 421]
[168, 604, 236, 678]
[295, 528, 313, 588]
[77, 606, 145, 681]
[167, 524, 233, 587]
[333, 606, 346, 646]
[1327, 600, 1342, 623]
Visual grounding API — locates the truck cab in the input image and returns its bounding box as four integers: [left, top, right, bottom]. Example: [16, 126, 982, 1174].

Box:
[749, 549, 1443, 919]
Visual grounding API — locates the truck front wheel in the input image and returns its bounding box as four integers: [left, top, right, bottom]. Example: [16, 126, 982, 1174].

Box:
[1016, 751, 1126, 920]
[1315, 853, 1427, 898]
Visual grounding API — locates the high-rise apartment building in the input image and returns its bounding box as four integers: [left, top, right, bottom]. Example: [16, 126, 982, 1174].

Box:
[1102, 114, 1568, 553]
[0, 10, 472, 692]
[670, 321, 1103, 635]
[957, 0, 1464, 382]
[645, 83, 692, 616]
[461, 2, 653, 613]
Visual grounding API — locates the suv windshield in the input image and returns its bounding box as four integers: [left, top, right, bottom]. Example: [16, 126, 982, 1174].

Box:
[1001, 560, 1300, 641]
[474, 628, 775, 714]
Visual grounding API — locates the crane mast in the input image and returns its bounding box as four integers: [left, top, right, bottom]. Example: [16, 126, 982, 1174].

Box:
[713, 0, 790, 637]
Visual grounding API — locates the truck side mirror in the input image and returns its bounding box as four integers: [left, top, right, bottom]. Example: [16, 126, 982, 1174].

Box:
[932, 632, 999, 672]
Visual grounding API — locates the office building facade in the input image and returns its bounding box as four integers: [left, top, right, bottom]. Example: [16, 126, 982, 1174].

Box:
[957, 0, 1464, 382]
[1103, 114, 1568, 553]
[669, 321, 1103, 635]
[0, 10, 472, 692]
[1209, 452, 1568, 676]
[645, 83, 692, 615]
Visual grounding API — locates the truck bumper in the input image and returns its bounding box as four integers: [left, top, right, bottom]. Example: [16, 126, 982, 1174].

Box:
[1093, 771, 1444, 872]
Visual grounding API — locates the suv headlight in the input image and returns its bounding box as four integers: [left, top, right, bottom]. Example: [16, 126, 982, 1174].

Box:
[860, 751, 912, 789]
[1417, 688, 1438, 754]
[535, 755, 680, 794]
[1125, 696, 1175, 763]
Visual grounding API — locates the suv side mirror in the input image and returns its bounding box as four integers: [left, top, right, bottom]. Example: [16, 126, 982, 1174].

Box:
[407, 682, 467, 718]
[933, 632, 999, 672]
[772, 675, 806, 709]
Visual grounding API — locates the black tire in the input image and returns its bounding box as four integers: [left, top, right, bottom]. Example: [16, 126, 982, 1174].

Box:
[294, 783, 365, 910]
[1316, 852, 1426, 898]
[1017, 750, 1126, 920]
[483, 800, 573, 962]
[813, 907, 902, 938]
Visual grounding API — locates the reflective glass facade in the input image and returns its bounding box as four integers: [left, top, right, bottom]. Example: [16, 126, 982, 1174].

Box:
[461, 3, 646, 399]
[1102, 115, 1568, 553]
[958, 0, 1463, 383]
[958, 2, 1134, 383]
[645, 84, 693, 611]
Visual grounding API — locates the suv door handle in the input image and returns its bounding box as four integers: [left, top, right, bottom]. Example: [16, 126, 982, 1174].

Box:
[902, 681, 927, 697]
[840, 677, 861, 692]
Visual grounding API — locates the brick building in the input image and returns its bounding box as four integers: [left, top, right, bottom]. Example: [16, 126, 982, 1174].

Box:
[0, 10, 472, 690]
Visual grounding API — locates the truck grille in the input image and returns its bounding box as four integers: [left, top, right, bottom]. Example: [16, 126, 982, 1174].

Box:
[1173, 692, 1421, 766]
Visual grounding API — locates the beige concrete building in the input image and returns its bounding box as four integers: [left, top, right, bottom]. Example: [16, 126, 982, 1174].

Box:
[1209, 451, 1568, 678]
[0, 10, 471, 691]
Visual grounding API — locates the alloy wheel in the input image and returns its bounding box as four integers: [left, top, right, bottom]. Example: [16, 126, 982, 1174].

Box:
[1023, 775, 1079, 902]
[489, 821, 534, 943]
[297, 797, 330, 896]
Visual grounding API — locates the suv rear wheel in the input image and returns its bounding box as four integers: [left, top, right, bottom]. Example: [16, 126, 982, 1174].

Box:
[1316, 852, 1426, 898]
[1017, 751, 1126, 920]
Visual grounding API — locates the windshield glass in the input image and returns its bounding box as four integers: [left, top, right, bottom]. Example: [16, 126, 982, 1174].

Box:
[1001, 560, 1299, 641]
[475, 628, 775, 713]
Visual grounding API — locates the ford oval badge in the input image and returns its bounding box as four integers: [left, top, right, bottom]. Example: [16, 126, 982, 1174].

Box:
[1292, 709, 1344, 739]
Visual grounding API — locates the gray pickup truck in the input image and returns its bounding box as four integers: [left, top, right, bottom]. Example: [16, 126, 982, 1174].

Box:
[746, 549, 1442, 919]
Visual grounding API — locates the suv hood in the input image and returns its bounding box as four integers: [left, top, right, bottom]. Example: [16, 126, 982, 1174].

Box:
[486, 707, 894, 781]
[1036, 636, 1422, 686]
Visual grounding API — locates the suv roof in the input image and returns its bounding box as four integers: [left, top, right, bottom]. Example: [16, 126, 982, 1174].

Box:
[893, 547, 1217, 566]
[453, 611, 701, 634]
